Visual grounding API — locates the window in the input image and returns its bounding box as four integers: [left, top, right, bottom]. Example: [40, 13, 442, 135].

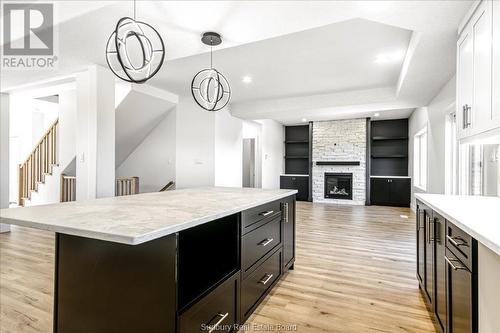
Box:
[414, 126, 428, 190]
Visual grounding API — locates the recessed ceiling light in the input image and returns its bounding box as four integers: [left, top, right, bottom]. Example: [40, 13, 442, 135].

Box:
[373, 112, 380, 117]
[374, 50, 405, 64]
[301, 118, 307, 122]
[242, 76, 252, 84]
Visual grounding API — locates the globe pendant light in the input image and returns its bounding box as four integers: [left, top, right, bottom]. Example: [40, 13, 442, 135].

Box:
[105, 0, 165, 83]
[191, 32, 231, 111]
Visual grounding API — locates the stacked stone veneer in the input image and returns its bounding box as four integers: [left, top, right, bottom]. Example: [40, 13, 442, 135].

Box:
[312, 119, 367, 205]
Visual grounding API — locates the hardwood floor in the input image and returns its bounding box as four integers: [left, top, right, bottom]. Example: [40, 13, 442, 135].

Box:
[0, 202, 436, 333]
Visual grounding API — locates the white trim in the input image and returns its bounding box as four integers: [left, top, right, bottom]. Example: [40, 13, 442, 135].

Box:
[414, 185, 426, 192]
[458, 0, 482, 35]
[413, 125, 428, 191]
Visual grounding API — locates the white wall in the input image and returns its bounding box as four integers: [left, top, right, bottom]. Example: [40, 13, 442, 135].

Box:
[175, 96, 215, 189]
[116, 110, 176, 193]
[409, 76, 456, 208]
[76, 65, 115, 199]
[1, 94, 11, 232]
[58, 90, 77, 172]
[215, 109, 243, 187]
[257, 119, 284, 189]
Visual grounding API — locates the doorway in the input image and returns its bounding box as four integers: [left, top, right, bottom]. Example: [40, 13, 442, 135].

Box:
[242, 138, 256, 188]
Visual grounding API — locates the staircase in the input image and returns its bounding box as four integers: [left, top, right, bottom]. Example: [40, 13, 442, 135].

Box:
[18, 119, 59, 206]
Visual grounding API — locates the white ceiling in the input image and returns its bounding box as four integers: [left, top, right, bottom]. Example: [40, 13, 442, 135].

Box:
[1, 1, 473, 124]
[159, 18, 412, 101]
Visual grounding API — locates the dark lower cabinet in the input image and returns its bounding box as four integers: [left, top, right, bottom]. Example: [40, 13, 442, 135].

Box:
[177, 195, 296, 333]
[424, 206, 434, 303]
[241, 248, 282, 320]
[178, 271, 240, 333]
[434, 213, 447, 332]
[446, 249, 475, 333]
[55, 233, 177, 333]
[416, 203, 425, 287]
[416, 200, 478, 333]
[280, 175, 309, 201]
[370, 177, 410, 207]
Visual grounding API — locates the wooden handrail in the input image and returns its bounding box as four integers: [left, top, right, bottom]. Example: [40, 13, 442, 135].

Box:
[21, 118, 59, 165]
[116, 177, 139, 196]
[60, 174, 76, 202]
[18, 119, 59, 206]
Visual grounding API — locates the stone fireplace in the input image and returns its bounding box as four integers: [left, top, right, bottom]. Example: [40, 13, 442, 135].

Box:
[324, 173, 353, 200]
[312, 119, 367, 205]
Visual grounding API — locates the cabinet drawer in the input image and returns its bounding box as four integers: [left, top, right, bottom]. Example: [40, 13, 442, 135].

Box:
[446, 221, 473, 271]
[178, 272, 239, 333]
[241, 200, 281, 234]
[242, 217, 281, 273]
[241, 248, 282, 319]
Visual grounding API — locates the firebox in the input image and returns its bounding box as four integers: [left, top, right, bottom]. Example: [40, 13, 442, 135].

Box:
[324, 173, 353, 200]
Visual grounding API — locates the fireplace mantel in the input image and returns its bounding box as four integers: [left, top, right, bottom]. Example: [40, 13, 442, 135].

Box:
[316, 161, 360, 166]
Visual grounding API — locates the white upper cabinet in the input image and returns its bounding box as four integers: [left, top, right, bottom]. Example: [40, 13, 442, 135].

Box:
[457, 1, 500, 140]
[457, 28, 473, 138]
[492, 1, 500, 127]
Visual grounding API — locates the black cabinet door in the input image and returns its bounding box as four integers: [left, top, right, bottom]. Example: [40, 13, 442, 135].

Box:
[424, 207, 434, 303]
[434, 213, 447, 332]
[416, 202, 425, 287]
[280, 176, 309, 201]
[388, 178, 411, 207]
[371, 178, 410, 207]
[370, 178, 391, 205]
[282, 198, 295, 270]
[446, 249, 473, 333]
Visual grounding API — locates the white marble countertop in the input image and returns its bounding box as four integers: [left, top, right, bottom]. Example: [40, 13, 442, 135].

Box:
[0, 187, 297, 245]
[416, 193, 500, 256]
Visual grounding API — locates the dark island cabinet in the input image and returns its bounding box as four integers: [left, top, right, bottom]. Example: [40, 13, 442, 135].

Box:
[52, 194, 296, 333]
[177, 195, 296, 333]
[416, 200, 478, 333]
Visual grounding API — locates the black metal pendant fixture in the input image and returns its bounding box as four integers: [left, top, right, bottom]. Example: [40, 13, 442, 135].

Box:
[105, 0, 165, 83]
[191, 32, 231, 112]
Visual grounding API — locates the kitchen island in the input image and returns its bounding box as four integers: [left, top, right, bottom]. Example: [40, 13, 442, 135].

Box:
[415, 193, 500, 333]
[0, 187, 297, 333]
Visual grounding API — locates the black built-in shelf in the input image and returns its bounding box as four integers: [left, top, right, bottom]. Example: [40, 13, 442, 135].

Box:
[282, 124, 312, 201]
[370, 119, 409, 177]
[369, 119, 410, 207]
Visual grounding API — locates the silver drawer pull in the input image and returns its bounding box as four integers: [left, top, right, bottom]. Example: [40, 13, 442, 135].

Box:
[207, 312, 229, 333]
[444, 256, 467, 271]
[282, 202, 289, 223]
[258, 238, 274, 247]
[259, 210, 274, 217]
[446, 235, 469, 248]
[258, 273, 274, 285]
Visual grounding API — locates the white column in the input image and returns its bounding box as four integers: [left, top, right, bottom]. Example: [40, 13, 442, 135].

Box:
[76, 65, 115, 199]
[1, 93, 11, 232]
